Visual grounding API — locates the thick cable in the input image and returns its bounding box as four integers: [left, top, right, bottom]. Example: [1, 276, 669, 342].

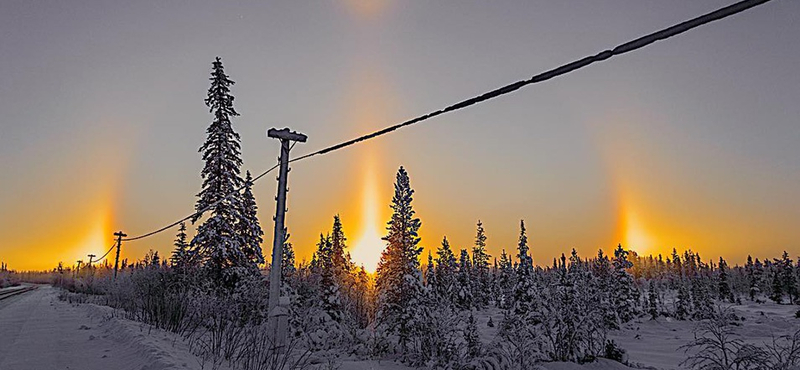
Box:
[290, 0, 772, 163]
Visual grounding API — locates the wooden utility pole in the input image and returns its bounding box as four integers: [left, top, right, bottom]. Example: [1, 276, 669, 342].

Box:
[266, 127, 306, 349]
[113, 231, 127, 279]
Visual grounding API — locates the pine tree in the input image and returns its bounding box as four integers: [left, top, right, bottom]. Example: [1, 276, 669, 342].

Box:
[648, 280, 658, 320]
[191, 57, 248, 288]
[691, 278, 713, 319]
[745, 255, 758, 301]
[425, 251, 437, 288]
[171, 222, 189, 269]
[375, 166, 425, 352]
[512, 220, 536, 315]
[151, 251, 161, 269]
[239, 171, 264, 267]
[717, 257, 734, 303]
[456, 249, 474, 309]
[472, 220, 491, 306]
[280, 233, 296, 281]
[612, 244, 638, 323]
[771, 270, 784, 304]
[517, 220, 533, 274]
[330, 215, 349, 278]
[497, 249, 514, 308]
[778, 251, 797, 304]
[464, 312, 482, 358]
[434, 236, 457, 304]
[314, 233, 341, 321]
[675, 281, 691, 320]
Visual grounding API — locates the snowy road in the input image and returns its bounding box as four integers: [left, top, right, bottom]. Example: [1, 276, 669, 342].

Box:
[0, 285, 184, 370]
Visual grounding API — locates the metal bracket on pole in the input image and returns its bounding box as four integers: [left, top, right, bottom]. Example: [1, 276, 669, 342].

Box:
[266, 127, 306, 351]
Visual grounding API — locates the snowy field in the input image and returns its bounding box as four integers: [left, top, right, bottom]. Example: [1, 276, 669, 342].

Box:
[1, 285, 797, 370]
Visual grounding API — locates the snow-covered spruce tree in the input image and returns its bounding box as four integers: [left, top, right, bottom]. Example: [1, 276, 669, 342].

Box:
[434, 236, 458, 305]
[497, 249, 515, 309]
[531, 250, 608, 363]
[456, 248, 475, 309]
[717, 257, 734, 303]
[425, 252, 437, 288]
[170, 221, 189, 269]
[239, 171, 264, 266]
[191, 57, 251, 289]
[464, 312, 482, 359]
[280, 233, 296, 282]
[675, 281, 691, 320]
[691, 277, 714, 320]
[512, 220, 536, 315]
[328, 214, 368, 329]
[775, 251, 798, 304]
[314, 233, 342, 322]
[647, 280, 658, 320]
[612, 244, 639, 324]
[472, 220, 491, 307]
[330, 215, 350, 278]
[375, 166, 425, 354]
[593, 248, 619, 329]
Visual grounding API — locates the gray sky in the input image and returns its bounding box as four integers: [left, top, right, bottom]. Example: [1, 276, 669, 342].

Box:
[1, 0, 798, 270]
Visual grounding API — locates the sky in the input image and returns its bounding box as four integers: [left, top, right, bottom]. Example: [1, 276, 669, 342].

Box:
[1, 0, 798, 271]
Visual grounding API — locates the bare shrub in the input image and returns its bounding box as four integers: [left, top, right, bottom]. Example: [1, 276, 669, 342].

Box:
[680, 306, 762, 370]
[760, 329, 800, 370]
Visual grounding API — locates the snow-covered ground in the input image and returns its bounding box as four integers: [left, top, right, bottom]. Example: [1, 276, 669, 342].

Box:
[609, 301, 800, 370]
[0, 285, 203, 370]
[1, 286, 798, 370]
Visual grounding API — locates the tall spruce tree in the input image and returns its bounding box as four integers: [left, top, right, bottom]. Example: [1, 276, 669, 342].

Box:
[375, 166, 424, 352]
[191, 57, 249, 288]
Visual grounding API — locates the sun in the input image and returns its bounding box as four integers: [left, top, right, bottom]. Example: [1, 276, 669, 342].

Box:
[349, 163, 385, 273]
[622, 207, 653, 255]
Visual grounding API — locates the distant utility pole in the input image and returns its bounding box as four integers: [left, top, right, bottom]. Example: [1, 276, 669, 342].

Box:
[266, 127, 307, 349]
[87, 254, 96, 276]
[113, 231, 127, 279]
[76, 260, 83, 277]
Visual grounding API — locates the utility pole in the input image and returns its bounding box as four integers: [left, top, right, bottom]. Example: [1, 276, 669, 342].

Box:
[266, 127, 306, 349]
[87, 254, 96, 277]
[76, 260, 83, 277]
[113, 231, 127, 279]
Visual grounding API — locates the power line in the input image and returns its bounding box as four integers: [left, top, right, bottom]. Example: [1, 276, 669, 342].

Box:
[117, 0, 772, 243]
[121, 164, 281, 242]
[290, 0, 773, 163]
[89, 242, 117, 265]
